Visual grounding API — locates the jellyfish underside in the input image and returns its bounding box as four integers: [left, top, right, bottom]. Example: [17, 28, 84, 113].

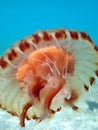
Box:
[16, 46, 76, 127]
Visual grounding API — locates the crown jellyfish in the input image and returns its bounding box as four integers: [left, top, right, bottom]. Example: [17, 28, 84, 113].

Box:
[0, 29, 98, 127]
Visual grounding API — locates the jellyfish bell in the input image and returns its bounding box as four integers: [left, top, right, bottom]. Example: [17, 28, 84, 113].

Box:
[0, 29, 98, 127]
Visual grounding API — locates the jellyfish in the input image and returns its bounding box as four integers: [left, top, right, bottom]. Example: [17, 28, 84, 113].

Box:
[0, 29, 98, 127]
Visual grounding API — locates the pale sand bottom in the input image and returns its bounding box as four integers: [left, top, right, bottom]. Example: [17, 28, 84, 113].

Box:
[0, 81, 98, 130]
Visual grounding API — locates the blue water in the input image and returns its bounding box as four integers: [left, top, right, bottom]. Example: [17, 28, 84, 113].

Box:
[0, 0, 98, 55]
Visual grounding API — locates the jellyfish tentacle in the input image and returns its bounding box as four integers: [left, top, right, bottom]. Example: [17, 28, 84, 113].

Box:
[20, 101, 32, 127]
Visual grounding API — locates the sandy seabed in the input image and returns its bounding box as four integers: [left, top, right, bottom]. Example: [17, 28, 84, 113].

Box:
[0, 80, 98, 130]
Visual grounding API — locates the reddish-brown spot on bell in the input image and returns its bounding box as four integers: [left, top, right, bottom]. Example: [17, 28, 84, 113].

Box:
[87, 35, 93, 43]
[43, 32, 52, 41]
[19, 41, 30, 52]
[80, 32, 88, 39]
[32, 34, 41, 44]
[90, 77, 95, 85]
[55, 29, 67, 39]
[11, 49, 17, 57]
[0, 58, 8, 69]
[95, 70, 98, 76]
[55, 31, 62, 39]
[8, 49, 17, 61]
[24, 41, 30, 49]
[70, 31, 78, 40]
[59, 29, 67, 39]
[80, 32, 93, 43]
[94, 46, 98, 51]
[19, 42, 25, 51]
[84, 84, 89, 91]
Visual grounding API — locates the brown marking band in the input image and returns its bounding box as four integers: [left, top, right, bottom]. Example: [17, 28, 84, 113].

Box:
[95, 70, 98, 76]
[80, 32, 93, 43]
[0, 58, 8, 69]
[32, 34, 41, 44]
[70, 31, 78, 40]
[94, 46, 98, 51]
[8, 49, 17, 61]
[60, 29, 67, 39]
[43, 32, 52, 41]
[24, 41, 30, 49]
[84, 84, 89, 91]
[19, 41, 30, 52]
[55, 30, 67, 39]
[90, 77, 95, 85]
